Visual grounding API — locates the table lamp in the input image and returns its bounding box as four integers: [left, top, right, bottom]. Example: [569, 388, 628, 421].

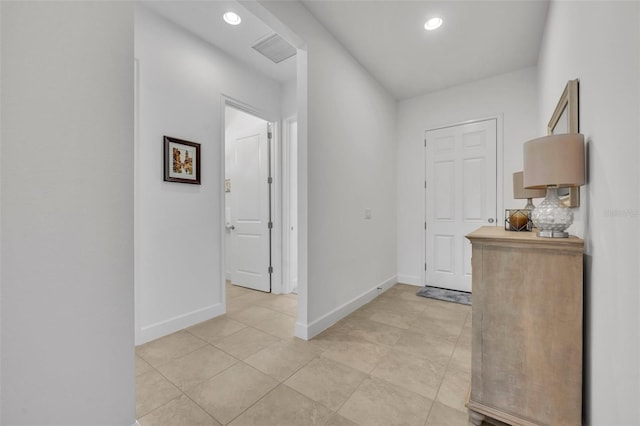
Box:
[513, 171, 546, 209]
[523, 134, 585, 238]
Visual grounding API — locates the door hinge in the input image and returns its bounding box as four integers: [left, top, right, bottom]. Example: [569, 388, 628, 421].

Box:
[424, 181, 427, 189]
[268, 266, 273, 274]
[424, 139, 426, 147]
[268, 221, 273, 229]
[425, 262, 427, 271]
[268, 132, 273, 139]
[268, 177, 273, 184]
[424, 222, 427, 230]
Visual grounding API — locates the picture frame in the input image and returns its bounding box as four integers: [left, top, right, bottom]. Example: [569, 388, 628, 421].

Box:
[163, 136, 201, 185]
[548, 79, 579, 207]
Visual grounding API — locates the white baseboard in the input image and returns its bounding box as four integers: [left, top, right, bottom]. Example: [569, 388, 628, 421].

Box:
[132, 421, 141, 426]
[295, 321, 309, 340]
[397, 274, 422, 286]
[299, 275, 397, 340]
[137, 303, 225, 345]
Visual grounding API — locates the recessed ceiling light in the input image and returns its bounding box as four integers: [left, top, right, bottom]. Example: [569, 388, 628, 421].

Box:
[424, 17, 443, 31]
[223, 11, 242, 26]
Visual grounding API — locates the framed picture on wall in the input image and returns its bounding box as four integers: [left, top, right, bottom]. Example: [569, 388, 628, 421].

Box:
[163, 136, 201, 185]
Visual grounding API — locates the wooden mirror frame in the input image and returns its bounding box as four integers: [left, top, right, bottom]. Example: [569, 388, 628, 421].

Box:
[548, 79, 580, 207]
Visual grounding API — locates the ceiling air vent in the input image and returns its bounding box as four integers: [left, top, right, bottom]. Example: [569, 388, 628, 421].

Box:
[252, 33, 296, 64]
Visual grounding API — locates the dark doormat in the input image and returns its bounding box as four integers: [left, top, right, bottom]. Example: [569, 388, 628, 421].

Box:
[416, 286, 471, 305]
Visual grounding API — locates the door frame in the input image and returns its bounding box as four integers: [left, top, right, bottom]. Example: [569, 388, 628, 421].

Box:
[422, 115, 504, 288]
[220, 96, 282, 300]
[281, 115, 297, 294]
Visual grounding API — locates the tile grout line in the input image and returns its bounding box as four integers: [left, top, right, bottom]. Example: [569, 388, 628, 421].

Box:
[423, 308, 472, 426]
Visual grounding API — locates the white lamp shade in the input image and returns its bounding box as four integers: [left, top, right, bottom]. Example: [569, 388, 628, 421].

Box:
[523, 134, 585, 189]
[513, 171, 546, 199]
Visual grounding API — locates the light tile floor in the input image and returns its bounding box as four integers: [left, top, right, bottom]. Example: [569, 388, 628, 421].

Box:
[136, 283, 473, 426]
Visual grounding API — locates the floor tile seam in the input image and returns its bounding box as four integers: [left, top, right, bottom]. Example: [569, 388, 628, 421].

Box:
[390, 340, 454, 362]
[318, 351, 377, 376]
[136, 390, 184, 421]
[252, 297, 297, 312]
[137, 332, 212, 368]
[325, 371, 371, 415]
[365, 314, 413, 330]
[331, 321, 398, 347]
[179, 361, 273, 426]
[173, 390, 223, 425]
[280, 381, 338, 414]
[159, 347, 244, 394]
[184, 320, 250, 344]
[336, 374, 434, 426]
[426, 308, 471, 424]
[249, 351, 325, 384]
[135, 363, 183, 418]
[251, 321, 297, 340]
[449, 310, 472, 367]
[221, 380, 285, 425]
[347, 315, 409, 333]
[384, 344, 447, 366]
[342, 327, 403, 348]
[228, 303, 292, 327]
[366, 371, 438, 409]
[368, 357, 445, 401]
[151, 339, 240, 375]
[212, 332, 285, 361]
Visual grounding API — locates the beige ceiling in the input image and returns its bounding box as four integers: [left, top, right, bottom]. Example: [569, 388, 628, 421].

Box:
[140, 0, 549, 100]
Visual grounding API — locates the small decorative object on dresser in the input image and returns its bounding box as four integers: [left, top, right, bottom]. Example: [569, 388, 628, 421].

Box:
[465, 227, 584, 426]
[504, 209, 532, 232]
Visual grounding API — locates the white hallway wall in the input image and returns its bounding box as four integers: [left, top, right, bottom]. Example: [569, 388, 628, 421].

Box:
[135, 5, 282, 344]
[254, 1, 398, 337]
[396, 67, 539, 285]
[1, 2, 135, 425]
[538, 1, 640, 423]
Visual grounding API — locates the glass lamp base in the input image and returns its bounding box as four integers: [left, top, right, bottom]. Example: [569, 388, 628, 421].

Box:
[531, 187, 573, 238]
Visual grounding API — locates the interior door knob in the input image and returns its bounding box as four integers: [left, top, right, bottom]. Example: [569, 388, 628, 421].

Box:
[488, 218, 495, 223]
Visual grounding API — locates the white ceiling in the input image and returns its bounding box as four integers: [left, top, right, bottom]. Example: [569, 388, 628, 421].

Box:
[140, 0, 549, 100]
[302, 0, 549, 99]
[141, 0, 297, 83]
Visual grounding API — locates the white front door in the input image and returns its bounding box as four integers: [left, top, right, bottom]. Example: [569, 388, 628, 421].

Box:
[425, 119, 497, 292]
[226, 107, 271, 292]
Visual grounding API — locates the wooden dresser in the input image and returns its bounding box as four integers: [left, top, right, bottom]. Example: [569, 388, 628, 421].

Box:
[465, 227, 583, 426]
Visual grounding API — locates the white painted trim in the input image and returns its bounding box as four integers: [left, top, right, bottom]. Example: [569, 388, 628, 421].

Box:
[138, 303, 224, 345]
[270, 120, 283, 294]
[293, 49, 309, 341]
[281, 115, 297, 295]
[134, 57, 142, 345]
[299, 276, 397, 340]
[397, 275, 422, 286]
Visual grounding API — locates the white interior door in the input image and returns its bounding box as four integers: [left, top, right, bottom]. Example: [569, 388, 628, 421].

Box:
[226, 107, 271, 292]
[425, 119, 497, 292]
